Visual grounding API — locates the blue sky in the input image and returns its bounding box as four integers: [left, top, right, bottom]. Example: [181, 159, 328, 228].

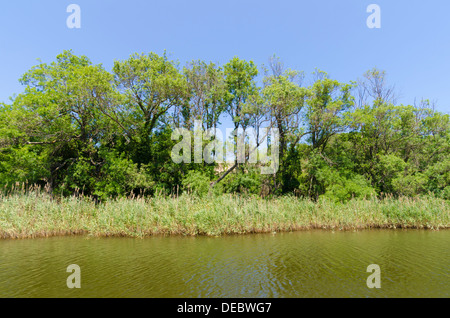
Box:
[0, 0, 449, 114]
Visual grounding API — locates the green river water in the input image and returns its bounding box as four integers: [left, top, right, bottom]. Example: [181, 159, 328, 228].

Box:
[0, 230, 448, 298]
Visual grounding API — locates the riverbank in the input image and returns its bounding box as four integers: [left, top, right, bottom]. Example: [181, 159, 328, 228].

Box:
[0, 193, 448, 239]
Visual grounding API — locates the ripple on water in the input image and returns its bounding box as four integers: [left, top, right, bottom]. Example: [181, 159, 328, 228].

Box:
[0, 230, 448, 298]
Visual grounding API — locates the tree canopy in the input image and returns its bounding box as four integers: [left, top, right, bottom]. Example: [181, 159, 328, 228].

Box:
[1, 51, 449, 202]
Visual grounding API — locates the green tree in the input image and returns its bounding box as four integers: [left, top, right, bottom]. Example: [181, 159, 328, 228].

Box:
[5, 51, 117, 193]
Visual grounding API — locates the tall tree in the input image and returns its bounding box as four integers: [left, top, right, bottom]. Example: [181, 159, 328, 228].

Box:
[211, 57, 259, 186]
[303, 71, 354, 197]
[112, 52, 189, 165]
[7, 51, 116, 192]
[183, 60, 226, 131]
[261, 57, 306, 191]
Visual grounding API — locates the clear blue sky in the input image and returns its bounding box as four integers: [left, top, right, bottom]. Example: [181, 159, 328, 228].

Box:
[0, 0, 449, 114]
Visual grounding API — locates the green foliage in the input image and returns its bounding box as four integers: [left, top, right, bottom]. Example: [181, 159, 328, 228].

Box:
[316, 166, 375, 202]
[182, 170, 211, 197]
[425, 158, 450, 198]
[0, 52, 448, 203]
[1, 193, 448, 239]
[223, 57, 259, 129]
[183, 60, 226, 130]
[222, 167, 262, 195]
[392, 173, 428, 197]
[0, 145, 48, 186]
[304, 71, 354, 150]
[94, 151, 154, 199]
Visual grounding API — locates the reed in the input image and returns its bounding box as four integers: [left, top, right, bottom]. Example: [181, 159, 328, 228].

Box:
[0, 189, 448, 239]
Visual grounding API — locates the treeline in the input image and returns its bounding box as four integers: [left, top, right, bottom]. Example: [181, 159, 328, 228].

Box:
[0, 51, 449, 201]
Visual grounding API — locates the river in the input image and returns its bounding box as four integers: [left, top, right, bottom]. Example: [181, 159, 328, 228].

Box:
[0, 230, 448, 297]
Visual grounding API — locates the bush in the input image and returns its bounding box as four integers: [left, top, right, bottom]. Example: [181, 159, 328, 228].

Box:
[93, 151, 153, 199]
[182, 170, 211, 197]
[222, 168, 262, 195]
[317, 166, 375, 202]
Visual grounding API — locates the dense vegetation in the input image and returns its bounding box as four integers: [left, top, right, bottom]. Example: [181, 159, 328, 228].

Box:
[1, 190, 448, 239]
[0, 51, 449, 203]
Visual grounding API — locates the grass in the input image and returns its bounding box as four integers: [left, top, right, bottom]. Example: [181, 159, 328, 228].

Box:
[0, 189, 448, 239]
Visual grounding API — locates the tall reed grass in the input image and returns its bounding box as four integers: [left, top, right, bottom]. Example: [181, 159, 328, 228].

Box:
[0, 184, 448, 239]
